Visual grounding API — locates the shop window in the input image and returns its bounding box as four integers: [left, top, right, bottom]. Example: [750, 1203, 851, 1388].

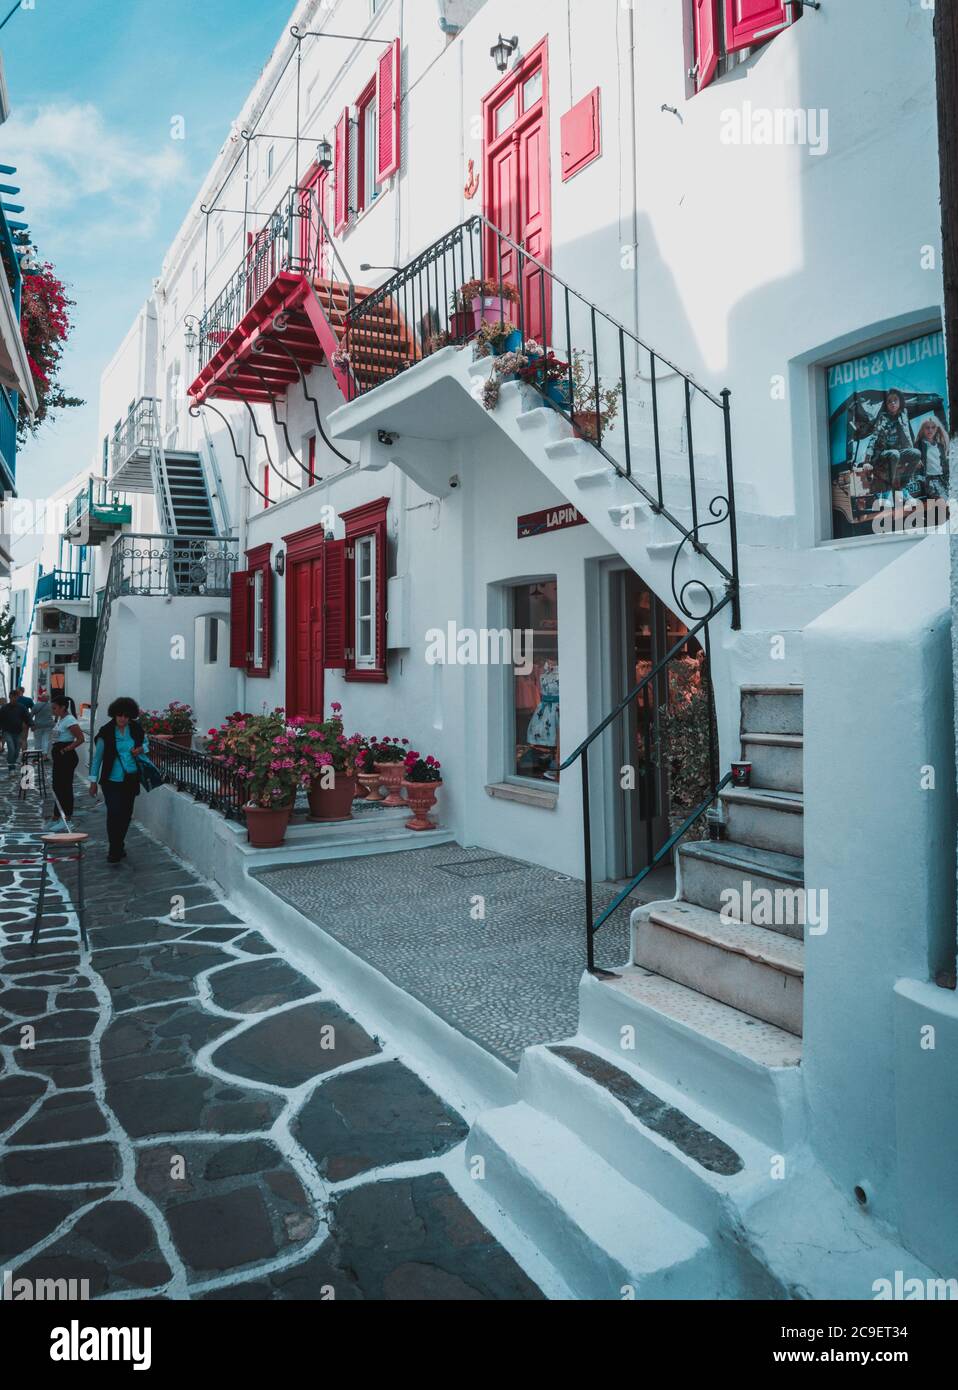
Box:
[825, 327, 950, 542]
[512, 579, 559, 783]
[341, 497, 388, 682]
[229, 543, 273, 676]
[691, 0, 797, 94]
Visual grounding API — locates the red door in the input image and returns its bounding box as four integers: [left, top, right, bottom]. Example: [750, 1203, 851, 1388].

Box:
[299, 165, 330, 279]
[288, 551, 324, 719]
[483, 40, 551, 344]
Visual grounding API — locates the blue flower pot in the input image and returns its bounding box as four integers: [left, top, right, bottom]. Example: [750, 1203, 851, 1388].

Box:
[504, 328, 523, 352]
[545, 379, 572, 408]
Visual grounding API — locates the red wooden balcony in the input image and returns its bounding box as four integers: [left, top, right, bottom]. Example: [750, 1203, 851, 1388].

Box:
[188, 186, 412, 407]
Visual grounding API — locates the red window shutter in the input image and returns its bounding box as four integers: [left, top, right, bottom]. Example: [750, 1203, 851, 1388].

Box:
[377, 38, 401, 182]
[323, 538, 347, 669]
[308, 434, 316, 485]
[692, 0, 720, 92]
[229, 569, 250, 668]
[560, 89, 601, 182]
[261, 563, 273, 673]
[334, 107, 350, 234]
[724, 0, 790, 54]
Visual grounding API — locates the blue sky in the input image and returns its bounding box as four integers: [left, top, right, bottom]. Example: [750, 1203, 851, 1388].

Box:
[1, 0, 292, 552]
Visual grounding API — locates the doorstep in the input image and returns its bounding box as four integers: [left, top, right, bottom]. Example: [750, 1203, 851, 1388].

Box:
[220, 800, 456, 867]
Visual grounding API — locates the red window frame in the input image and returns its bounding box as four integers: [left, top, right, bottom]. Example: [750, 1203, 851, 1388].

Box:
[692, 0, 794, 94]
[231, 543, 273, 678]
[341, 496, 388, 683]
[355, 76, 378, 216]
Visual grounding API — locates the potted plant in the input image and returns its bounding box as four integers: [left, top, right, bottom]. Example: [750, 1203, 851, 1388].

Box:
[569, 350, 622, 441]
[516, 350, 571, 409]
[402, 750, 443, 831]
[294, 704, 362, 822]
[473, 319, 525, 359]
[353, 738, 384, 801]
[142, 701, 196, 749]
[209, 709, 302, 847]
[449, 278, 520, 340]
[372, 737, 410, 807]
[479, 340, 545, 411]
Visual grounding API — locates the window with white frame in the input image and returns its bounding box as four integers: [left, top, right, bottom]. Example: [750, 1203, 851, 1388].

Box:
[252, 567, 265, 669]
[354, 534, 376, 668]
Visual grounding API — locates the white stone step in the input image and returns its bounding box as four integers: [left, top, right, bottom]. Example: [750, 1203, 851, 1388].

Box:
[465, 1101, 723, 1299]
[740, 732, 803, 793]
[678, 839, 805, 938]
[720, 786, 804, 857]
[741, 685, 804, 737]
[577, 967, 804, 1150]
[573, 467, 614, 489]
[517, 1043, 786, 1291]
[634, 901, 804, 1036]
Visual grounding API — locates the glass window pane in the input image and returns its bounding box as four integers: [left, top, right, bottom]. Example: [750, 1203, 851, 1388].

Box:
[522, 70, 543, 110]
[253, 570, 264, 667]
[513, 579, 559, 782]
[494, 95, 516, 136]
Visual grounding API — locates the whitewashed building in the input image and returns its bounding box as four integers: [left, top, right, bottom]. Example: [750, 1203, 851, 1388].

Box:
[88, 0, 957, 1297]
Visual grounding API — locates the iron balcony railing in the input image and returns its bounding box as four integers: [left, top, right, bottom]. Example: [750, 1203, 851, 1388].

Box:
[343, 213, 739, 629]
[149, 737, 249, 823]
[197, 183, 355, 373]
[35, 568, 90, 603]
[110, 397, 161, 476]
[65, 475, 131, 531]
[89, 533, 239, 740]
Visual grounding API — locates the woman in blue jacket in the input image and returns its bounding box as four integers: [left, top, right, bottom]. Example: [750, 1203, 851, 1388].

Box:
[89, 696, 148, 864]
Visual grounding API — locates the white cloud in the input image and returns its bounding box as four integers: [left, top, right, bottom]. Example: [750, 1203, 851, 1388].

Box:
[1, 101, 188, 247]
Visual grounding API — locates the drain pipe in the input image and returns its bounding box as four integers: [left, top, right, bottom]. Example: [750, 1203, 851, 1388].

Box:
[627, 3, 640, 356]
[435, 0, 461, 36]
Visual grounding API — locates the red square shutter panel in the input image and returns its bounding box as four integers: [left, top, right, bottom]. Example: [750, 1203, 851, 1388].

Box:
[724, 0, 790, 54]
[560, 89, 601, 182]
[334, 107, 350, 233]
[693, 0, 720, 91]
[323, 539, 347, 669]
[230, 570, 250, 668]
[377, 38, 401, 181]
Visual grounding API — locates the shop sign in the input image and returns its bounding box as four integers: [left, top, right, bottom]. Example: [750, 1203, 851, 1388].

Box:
[518, 505, 587, 539]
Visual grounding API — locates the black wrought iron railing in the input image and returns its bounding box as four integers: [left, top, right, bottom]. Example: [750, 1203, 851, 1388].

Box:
[89, 533, 239, 748]
[343, 213, 739, 630]
[149, 737, 249, 822]
[197, 184, 355, 373]
[559, 600, 733, 974]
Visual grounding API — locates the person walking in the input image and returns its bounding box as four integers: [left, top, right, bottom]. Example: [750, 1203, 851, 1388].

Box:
[32, 691, 54, 758]
[50, 693, 84, 820]
[89, 697, 147, 865]
[0, 694, 31, 773]
[13, 686, 34, 756]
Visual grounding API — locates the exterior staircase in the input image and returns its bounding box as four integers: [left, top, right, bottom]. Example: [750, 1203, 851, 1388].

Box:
[162, 450, 217, 537]
[305, 277, 414, 401]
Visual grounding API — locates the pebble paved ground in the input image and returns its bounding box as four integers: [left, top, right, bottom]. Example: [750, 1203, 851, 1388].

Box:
[0, 774, 544, 1300]
[257, 845, 636, 1067]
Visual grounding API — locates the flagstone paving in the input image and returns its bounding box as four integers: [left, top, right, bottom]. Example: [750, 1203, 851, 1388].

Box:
[0, 779, 543, 1300]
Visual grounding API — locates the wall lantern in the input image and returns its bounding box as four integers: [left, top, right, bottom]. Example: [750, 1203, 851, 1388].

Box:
[490, 34, 518, 73]
[275, 549, 286, 576]
[184, 316, 199, 353]
[316, 137, 333, 171]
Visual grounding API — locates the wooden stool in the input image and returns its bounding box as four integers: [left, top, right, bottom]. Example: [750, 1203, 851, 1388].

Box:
[30, 833, 89, 952]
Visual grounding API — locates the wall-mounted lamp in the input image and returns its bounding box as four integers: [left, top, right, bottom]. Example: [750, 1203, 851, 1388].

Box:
[490, 33, 518, 74]
[275, 549, 286, 576]
[316, 137, 333, 171]
[184, 315, 200, 353]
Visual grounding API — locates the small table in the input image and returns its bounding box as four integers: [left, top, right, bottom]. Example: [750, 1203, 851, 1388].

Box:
[30, 832, 89, 952]
[18, 749, 47, 804]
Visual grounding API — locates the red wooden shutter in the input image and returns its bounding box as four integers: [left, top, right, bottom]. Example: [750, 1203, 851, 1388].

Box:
[323, 538, 347, 669]
[377, 38, 401, 182]
[693, 0, 720, 91]
[334, 107, 350, 234]
[229, 569, 250, 668]
[724, 0, 791, 54]
[560, 89, 601, 182]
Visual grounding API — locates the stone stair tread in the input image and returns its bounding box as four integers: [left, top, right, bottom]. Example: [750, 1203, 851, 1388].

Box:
[680, 838, 804, 884]
[740, 685, 803, 695]
[603, 967, 803, 1068]
[720, 786, 804, 814]
[546, 1044, 745, 1176]
[644, 901, 804, 978]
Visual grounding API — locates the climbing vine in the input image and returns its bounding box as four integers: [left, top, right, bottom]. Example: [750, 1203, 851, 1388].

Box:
[17, 261, 84, 442]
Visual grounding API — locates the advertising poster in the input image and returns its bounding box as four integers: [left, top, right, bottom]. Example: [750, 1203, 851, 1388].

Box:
[827, 330, 950, 539]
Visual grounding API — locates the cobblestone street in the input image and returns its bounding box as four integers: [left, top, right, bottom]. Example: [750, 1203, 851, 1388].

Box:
[0, 778, 544, 1300]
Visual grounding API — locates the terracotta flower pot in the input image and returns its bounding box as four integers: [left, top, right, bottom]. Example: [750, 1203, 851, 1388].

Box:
[374, 760, 406, 807]
[307, 771, 356, 822]
[402, 779, 442, 831]
[357, 770, 384, 802]
[573, 410, 601, 442]
[169, 733, 193, 749]
[245, 803, 291, 848]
